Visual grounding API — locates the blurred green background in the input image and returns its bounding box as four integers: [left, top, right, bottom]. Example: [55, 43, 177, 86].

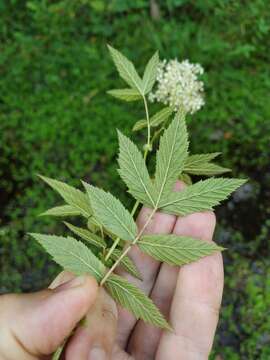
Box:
[0, 0, 269, 358]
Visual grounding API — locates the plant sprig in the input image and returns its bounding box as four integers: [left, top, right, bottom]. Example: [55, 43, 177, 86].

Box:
[30, 46, 246, 338]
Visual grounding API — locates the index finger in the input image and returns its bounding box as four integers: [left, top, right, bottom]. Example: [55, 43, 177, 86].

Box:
[156, 211, 224, 359]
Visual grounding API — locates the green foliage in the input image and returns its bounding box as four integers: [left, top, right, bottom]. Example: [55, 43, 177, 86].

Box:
[30, 234, 106, 281]
[105, 274, 171, 330]
[107, 88, 142, 102]
[133, 106, 173, 131]
[160, 178, 246, 215]
[64, 222, 106, 249]
[28, 47, 243, 338]
[138, 235, 223, 266]
[40, 205, 81, 217]
[183, 153, 231, 176]
[117, 130, 156, 207]
[84, 183, 137, 242]
[142, 51, 159, 94]
[107, 45, 144, 94]
[39, 176, 93, 217]
[110, 249, 142, 280]
[153, 111, 188, 205]
[0, 1, 269, 357]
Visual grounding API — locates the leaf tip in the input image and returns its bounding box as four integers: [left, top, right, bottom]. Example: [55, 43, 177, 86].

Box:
[163, 320, 173, 332]
[219, 246, 227, 251]
[37, 173, 46, 181]
[38, 211, 46, 217]
[28, 232, 41, 241]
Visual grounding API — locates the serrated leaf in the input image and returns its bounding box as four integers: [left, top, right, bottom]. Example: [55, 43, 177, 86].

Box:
[108, 45, 143, 93]
[39, 175, 92, 218]
[107, 88, 142, 102]
[185, 153, 221, 165]
[132, 119, 148, 132]
[117, 131, 156, 207]
[184, 162, 231, 176]
[111, 249, 142, 279]
[132, 107, 173, 131]
[159, 178, 247, 215]
[40, 205, 81, 217]
[30, 233, 106, 281]
[142, 51, 159, 94]
[183, 153, 230, 176]
[83, 182, 137, 242]
[64, 222, 106, 249]
[105, 274, 170, 329]
[138, 234, 223, 266]
[153, 111, 189, 206]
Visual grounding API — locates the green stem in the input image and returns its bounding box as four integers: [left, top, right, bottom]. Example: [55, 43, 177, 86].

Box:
[105, 236, 120, 261]
[105, 97, 151, 263]
[131, 200, 139, 216]
[143, 95, 151, 149]
[100, 207, 157, 286]
[104, 199, 140, 262]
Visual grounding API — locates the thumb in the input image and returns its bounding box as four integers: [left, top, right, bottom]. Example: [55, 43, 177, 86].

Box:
[0, 275, 98, 359]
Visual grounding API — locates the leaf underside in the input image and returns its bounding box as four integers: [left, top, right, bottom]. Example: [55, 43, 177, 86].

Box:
[184, 162, 231, 176]
[33, 47, 248, 333]
[184, 153, 230, 176]
[64, 222, 106, 248]
[142, 51, 159, 94]
[138, 234, 224, 266]
[159, 178, 247, 215]
[133, 106, 173, 132]
[108, 45, 143, 93]
[40, 204, 81, 217]
[105, 274, 171, 330]
[83, 182, 137, 242]
[117, 130, 156, 207]
[153, 111, 189, 206]
[107, 88, 142, 102]
[111, 249, 142, 279]
[30, 233, 106, 282]
[39, 175, 92, 218]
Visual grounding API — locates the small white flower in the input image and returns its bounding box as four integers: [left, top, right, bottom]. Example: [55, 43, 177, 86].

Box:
[149, 59, 205, 114]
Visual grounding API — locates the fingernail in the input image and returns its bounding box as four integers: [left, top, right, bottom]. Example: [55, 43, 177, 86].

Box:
[54, 276, 86, 292]
[88, 347, 107, 360]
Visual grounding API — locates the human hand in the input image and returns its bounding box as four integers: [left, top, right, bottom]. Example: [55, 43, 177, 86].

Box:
[0, 272, 99, 359]
[0, 181, 223, 359]
[65, 181, 223, 359]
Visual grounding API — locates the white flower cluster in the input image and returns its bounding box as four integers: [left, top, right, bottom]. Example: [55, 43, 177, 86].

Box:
[149, 59, 205, 114]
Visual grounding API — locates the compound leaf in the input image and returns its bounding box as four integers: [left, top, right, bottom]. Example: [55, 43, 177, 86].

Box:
[132, 107, 173, 132]
[111, 249, 142, 279]
[108, 45, 143, 93]
[105, 274, 170, 330]
[185, 163, 231, 176]
[142, 51, 159, 94]
[117, 131, 156, 207]
[40, 205, 80, 217]
[185, 153, 221, 165]
[138, 234, 224, 266]
[64, 222, 106, 249]
[30, 234, 106, 282]
[39, 175, 92, 218]
[184, 153, 230, 176]
[107, 88, 142, 102]
[153, 111, 189, 206]
[159, 178, 247, 215]
[83, 183, 137, 242]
